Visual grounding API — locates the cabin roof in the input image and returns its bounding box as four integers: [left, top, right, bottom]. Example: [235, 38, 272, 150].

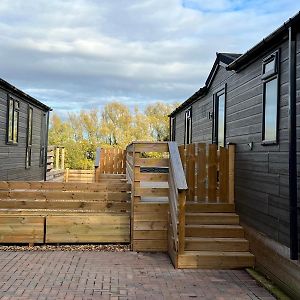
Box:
[169, 52, 240, 117]
[169, 10, 300, 117]
[0, 78, 51, 111]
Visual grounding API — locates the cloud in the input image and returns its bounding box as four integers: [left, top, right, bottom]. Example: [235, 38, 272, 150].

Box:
[0, 0, 298, 115]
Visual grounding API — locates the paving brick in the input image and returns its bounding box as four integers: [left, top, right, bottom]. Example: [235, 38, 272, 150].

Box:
[0, 251, 275, 299]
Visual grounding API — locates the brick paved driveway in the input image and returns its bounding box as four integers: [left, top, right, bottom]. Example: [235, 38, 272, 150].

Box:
[0, 251, 275, 300]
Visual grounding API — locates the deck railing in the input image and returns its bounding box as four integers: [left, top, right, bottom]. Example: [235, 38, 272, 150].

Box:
[168, 142, 188, 254]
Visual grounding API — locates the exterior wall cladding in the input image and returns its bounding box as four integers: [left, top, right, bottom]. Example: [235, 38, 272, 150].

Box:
[0, 86, 49, 181]
[173, 33, 300, 249]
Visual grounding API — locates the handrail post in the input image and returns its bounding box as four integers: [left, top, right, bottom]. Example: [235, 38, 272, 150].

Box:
[228, 144, 235, 204]
[178, 190, 186, 254]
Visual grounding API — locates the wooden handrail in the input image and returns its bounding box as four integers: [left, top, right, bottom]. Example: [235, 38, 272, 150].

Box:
[168, 142, 188, 191]
[168, 142, 188, 254]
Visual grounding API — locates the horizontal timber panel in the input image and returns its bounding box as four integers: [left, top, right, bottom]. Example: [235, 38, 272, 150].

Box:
[136, 173, 168, 182]
[0, 216, 44, 243]
[133, 240, 168, 251]
[133, 221, 167, 230]
[0, 181, 131, 192]
[134, 143, 169, 152]
[0, 200, 130, 212]
[0, 191, 130, 201]
[134, 212, 168, 221]
[135, 187, 168, 197]
[134, 230, 167, 240]
[135, 158, 169, 167]
[133, 203, 168, 213]
[46, 215, 130, 243]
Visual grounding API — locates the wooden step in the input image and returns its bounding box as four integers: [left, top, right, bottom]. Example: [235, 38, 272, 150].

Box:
[185, 213, 239, 225]
[186, 203, 235, 213]
[185, 225, 244, 238]
[185, 237, 249, 251]
[177, 251, 255, 269]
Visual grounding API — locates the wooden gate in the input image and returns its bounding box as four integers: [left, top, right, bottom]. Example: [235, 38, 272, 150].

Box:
[178, 143, 235, 203]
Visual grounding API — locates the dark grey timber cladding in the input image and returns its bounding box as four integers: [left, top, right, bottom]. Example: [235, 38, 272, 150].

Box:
[0, 87, 47, 181]
[173, 37, 296, 249]
[296, 32, 300, 253]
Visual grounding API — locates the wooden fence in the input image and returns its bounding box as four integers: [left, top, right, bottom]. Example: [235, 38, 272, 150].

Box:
[179, 143, 235, 203]
[0, 181, 130, 244]
[98, 148, 126, 175]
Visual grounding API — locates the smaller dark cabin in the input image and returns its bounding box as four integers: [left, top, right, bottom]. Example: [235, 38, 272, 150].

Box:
[169, 11, 300, 299]
[0, 78, 51, 181]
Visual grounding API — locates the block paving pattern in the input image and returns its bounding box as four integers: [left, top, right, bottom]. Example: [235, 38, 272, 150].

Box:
[0, 251, 275, 300]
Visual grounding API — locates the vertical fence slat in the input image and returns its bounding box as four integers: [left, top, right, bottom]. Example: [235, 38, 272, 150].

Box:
[197, 143, 207, 202]
[186, 144, 195, 201]
[102, 148, 106, 174]
[208, 144, 217, 202]
[219, 147, 228, 202]
[122, 150, 126, 173]
[228, 144, 235, 204]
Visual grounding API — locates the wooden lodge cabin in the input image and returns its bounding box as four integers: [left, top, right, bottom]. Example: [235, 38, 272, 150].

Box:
[0, 78, 51, 181]
[169, 12, 300, 298]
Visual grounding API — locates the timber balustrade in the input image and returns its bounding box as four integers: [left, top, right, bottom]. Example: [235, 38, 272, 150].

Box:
[179, 143, 235, 203]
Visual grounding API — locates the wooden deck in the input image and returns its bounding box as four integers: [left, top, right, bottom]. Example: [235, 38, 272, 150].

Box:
[0, 142, 255, 270]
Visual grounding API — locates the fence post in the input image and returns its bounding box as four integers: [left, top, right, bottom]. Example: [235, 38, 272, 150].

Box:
[65, 168, 69, 182]
[228, 144, 236, 204]
[55, 147, 60, 169]
[61, 148, 65, 170]
[178, 190, 186, 254]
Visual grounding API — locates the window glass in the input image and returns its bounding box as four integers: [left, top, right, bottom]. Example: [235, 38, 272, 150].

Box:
[8, 99, 14, 141]
[263, 59, 275, 74]
[264, 78, 278, 141]
[217, 93, 225, 147]
[13, 110, 19, 143]
[185, 109, 192, 144]
[28, 108, 33, 146]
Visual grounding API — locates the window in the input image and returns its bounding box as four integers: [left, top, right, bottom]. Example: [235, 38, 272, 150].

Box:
[7, 97, 20, 144]
[213, 86, 226, 147]
[262, 50, 279, 144]
[184, 108, 192, 145]
[170, 117, 176, 141]
[26, 107, 33, 169]
[40, 112, 47, 166]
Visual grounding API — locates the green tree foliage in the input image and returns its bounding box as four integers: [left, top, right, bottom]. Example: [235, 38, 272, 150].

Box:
[145, 102, 177, 141]
[48, 101, 177, 169]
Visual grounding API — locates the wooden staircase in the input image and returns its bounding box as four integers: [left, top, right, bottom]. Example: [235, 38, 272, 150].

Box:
[177, 202, 255, 269]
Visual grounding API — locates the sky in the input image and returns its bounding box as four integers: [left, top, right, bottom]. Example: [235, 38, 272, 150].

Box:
[0, 0, 299, 117]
